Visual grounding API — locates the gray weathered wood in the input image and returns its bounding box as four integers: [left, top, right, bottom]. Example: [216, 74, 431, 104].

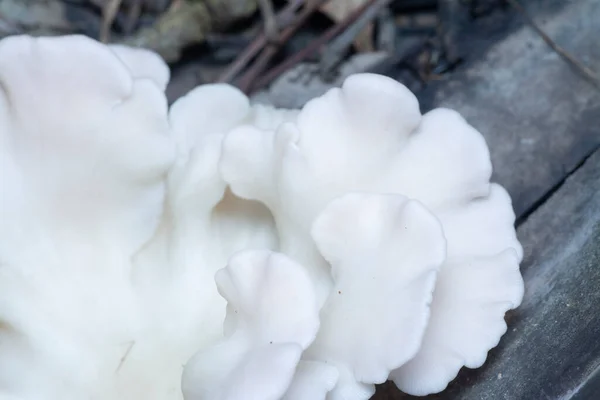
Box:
[417, 0, 600, 218]
[373, 0, 600, 398]
[414, 146, 600, 399]
[377, 148, 600, 399]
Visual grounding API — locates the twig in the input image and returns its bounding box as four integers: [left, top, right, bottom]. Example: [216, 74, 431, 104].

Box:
[216, 0, 305, 83]
[506, 0, 600, 88]
[251, 0, 380, 92]
[216, 38, 268, 83]
[319, 0, 392, 80]
[100, 0, 123, 42]
[236, 0, 328, 93]
[257, 0, 279, 43]
[124, 0, 143, 35]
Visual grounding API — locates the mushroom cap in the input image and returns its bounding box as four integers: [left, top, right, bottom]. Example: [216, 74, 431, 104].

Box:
[182, 250, 320, 400]
[220, 73, 524, 397]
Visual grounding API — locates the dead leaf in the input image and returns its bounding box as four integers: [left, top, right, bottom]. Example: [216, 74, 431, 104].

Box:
[320, 0, 375, 52]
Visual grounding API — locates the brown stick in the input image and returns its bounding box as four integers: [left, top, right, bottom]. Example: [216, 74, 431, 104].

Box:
[216, 0, 306, 83]
[251, 0, 380, 92]
[236, 0, 329, 93]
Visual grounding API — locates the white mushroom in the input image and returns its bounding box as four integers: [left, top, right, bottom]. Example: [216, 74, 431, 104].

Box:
[220, 73, 524, 396]
[182, 250, 319, 400]
[0, 35, 524, 400]
[109, 44, 171, 90]
[305, 193, 446, 399]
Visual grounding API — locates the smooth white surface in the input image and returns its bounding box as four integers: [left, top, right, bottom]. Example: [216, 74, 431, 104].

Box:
[182, 251, 319, 400]
[109, 44, 171, 90]
[307, 193, 445, 399]
[0, 35, 524, 400]
[221, 73, 524, 397]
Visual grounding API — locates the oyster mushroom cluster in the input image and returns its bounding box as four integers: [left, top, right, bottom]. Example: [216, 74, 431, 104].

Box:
[0, 35, 524, 400]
